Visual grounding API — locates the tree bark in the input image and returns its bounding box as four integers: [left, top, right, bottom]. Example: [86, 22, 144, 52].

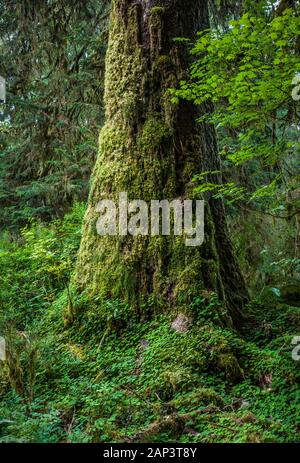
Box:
[73, 0, 248, 325]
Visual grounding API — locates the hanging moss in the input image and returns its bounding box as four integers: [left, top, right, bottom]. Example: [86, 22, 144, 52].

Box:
[150, 6, 165, 17]
[149, 6, 165, 54]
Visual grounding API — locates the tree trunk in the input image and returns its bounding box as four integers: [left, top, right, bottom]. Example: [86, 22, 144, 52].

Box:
[73, 0, 248, 325]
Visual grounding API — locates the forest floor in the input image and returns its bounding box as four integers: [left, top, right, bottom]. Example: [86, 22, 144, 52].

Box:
[0, 290, 299, 443]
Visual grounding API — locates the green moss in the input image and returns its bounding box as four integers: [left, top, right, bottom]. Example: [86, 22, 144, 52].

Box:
[138, 116, 171, 153]
[0, 364, 9, 396]
[72, 0, 241, 319]
[150, 6, 165, 17]
[218, 353, 244, 383]
[154, 55, 171, 68]
[173, 388, 225, 409]
[1, 295, 300, 442]
[103, 2, 144, 123]
[149, 6, 165, 56]
[149, 7, 165, 31]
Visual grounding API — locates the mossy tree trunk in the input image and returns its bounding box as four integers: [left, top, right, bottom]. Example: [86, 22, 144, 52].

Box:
[73, 0, 248, 325]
